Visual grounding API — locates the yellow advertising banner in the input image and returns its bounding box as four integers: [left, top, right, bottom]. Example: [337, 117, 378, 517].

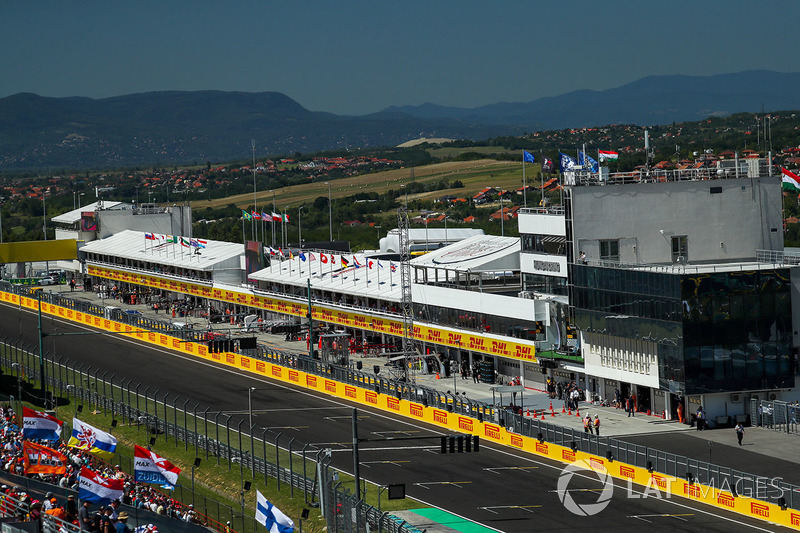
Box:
[0, 239, 77, 263]
[87, 264, 536, 363]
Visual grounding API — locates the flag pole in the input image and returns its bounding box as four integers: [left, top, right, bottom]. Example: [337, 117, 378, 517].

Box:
[522, 151, 527, 208]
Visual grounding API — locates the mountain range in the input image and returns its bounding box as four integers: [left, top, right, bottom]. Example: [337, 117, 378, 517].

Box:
[1, 70, 798, 172]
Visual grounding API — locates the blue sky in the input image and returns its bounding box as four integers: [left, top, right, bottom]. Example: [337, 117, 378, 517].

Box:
[1, 1, 798, 115]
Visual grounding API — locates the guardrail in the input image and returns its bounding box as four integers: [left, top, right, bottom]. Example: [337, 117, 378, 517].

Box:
[753, 398, 800, 435]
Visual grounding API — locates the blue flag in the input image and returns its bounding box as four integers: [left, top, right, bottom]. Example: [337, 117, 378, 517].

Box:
[523, 150, 535, 163]
[579, 151, 599, 173]
[298, 251, 307, 262]
[559, 152, 577, 172]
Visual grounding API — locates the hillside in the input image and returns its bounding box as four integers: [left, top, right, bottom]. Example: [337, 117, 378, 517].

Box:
[3, 70, 800, 172]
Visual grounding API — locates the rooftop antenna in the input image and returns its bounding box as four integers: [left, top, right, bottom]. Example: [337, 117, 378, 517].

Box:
[644, 129, 654, 170]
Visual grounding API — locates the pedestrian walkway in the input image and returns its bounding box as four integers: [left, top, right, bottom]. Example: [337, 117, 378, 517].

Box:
[40, 286, 800, 490]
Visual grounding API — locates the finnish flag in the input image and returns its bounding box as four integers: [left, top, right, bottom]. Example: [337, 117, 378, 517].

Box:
[255, 490, 294, 533]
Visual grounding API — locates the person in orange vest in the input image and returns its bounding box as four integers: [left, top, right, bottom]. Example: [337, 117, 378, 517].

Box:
[593, 415, 600, 436]
[677, 402, 684, 423]
[583, 414, 591, 433]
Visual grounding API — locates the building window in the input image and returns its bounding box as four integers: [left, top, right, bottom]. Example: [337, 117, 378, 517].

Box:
[599, 240, 620, 262]
[671, 236, 688, 263]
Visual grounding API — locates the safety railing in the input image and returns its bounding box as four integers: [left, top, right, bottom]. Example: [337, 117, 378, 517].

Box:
[754, 399, 799, 435]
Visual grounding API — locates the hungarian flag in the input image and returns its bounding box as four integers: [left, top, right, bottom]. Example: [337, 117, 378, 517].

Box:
[782, 167, 800, 192]
[598, 150, 619, 161]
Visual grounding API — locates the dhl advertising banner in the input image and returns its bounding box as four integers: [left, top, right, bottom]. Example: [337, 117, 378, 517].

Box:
[88, 265, 537, 363]
[3, 289, 797, 530]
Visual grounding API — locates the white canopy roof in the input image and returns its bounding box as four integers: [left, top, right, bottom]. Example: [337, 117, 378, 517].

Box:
[51, 201, 126, 224]
[81, 229, 243, 271]
[249, 252, 403, 302]
[411, 234, 520, 272]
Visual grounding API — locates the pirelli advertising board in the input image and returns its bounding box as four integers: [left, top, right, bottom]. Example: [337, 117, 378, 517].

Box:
[87, 264, 537, 363]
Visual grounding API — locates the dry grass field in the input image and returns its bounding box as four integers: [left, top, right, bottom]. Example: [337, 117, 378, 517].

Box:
[192, 159, 538, 210]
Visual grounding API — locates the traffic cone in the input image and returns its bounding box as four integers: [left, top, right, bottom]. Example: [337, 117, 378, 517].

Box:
[551, 408, 556, 417]
[568, 408, 572, 415]
[562, 405, 566, 413]
[435, 373, 440, 380]
[576, 409, 581, 417]
[526, 408, 531, 417]
[549, 401, 553, 412]
[541, 412, 546, 420]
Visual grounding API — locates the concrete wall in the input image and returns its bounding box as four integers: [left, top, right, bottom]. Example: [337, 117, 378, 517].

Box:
[570, 177, 782, 265]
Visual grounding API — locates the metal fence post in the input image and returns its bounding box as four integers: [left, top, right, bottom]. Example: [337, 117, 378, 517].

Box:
[262, 427, 269, 487]
[288, 438, 295, 498]
[275, 432, 283, 491]
[225, 415, 232, 469]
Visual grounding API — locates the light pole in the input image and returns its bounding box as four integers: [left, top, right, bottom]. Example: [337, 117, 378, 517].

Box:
[375, 225, 381, 245]
[247, 386, 256, 432]
[298, 206, 303, 248]
[326, 182, 332, 241]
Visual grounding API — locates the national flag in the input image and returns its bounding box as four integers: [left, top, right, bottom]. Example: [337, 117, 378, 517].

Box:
[144, 232, 156, 240]
[284, 214, 290, 223]
[22, 407, 63, 441]
[23, 441, 68, 475]
[559, 152, 578, 172]
[180, 237, 191, 248]
[133, 445, 181, 487]
[542, 156, 554, 172]
[268, 247, 277, 256]
[368, 260, 374, 269]
[523, 150, 535, 163]
[330, 255, 336, 264]
[308, 253, 316, 261]
[68, 418, 117, 461]
[271, 212, 283, 222]
[782, 167, 800, 192]
[242, 210, 252, 221]
[165, 235, 178, 244]
[278, 247, 284, 257]
[255, 490, 294, 533]
[378, 261, 384, 268]
[196, 239, 207, 249]
[289, 251, 294, 259]
[78, 466, 124, 504]
[353, 256, 361, 268]
[579, 151, 599, 173]
[262, 212, 271, 221]
[321, 253, 328, 264]
[340, 256, 350, 268]
[598, 149, 619, 161]
[252, 211, 262, 220]
[298, 251, 306, 262]
[390, 262, 397, 272]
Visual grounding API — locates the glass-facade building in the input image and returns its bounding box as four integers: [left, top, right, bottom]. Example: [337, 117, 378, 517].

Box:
[570, 264, 795, 394]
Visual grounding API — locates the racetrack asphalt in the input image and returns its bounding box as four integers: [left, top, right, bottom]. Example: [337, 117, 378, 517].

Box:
[0, 293, 797, 532]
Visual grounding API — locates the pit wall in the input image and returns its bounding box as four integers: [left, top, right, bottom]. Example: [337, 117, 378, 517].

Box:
[6, 290, 798, 530]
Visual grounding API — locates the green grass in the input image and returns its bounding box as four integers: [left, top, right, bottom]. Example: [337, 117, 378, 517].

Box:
[1, 356, 423, 533]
